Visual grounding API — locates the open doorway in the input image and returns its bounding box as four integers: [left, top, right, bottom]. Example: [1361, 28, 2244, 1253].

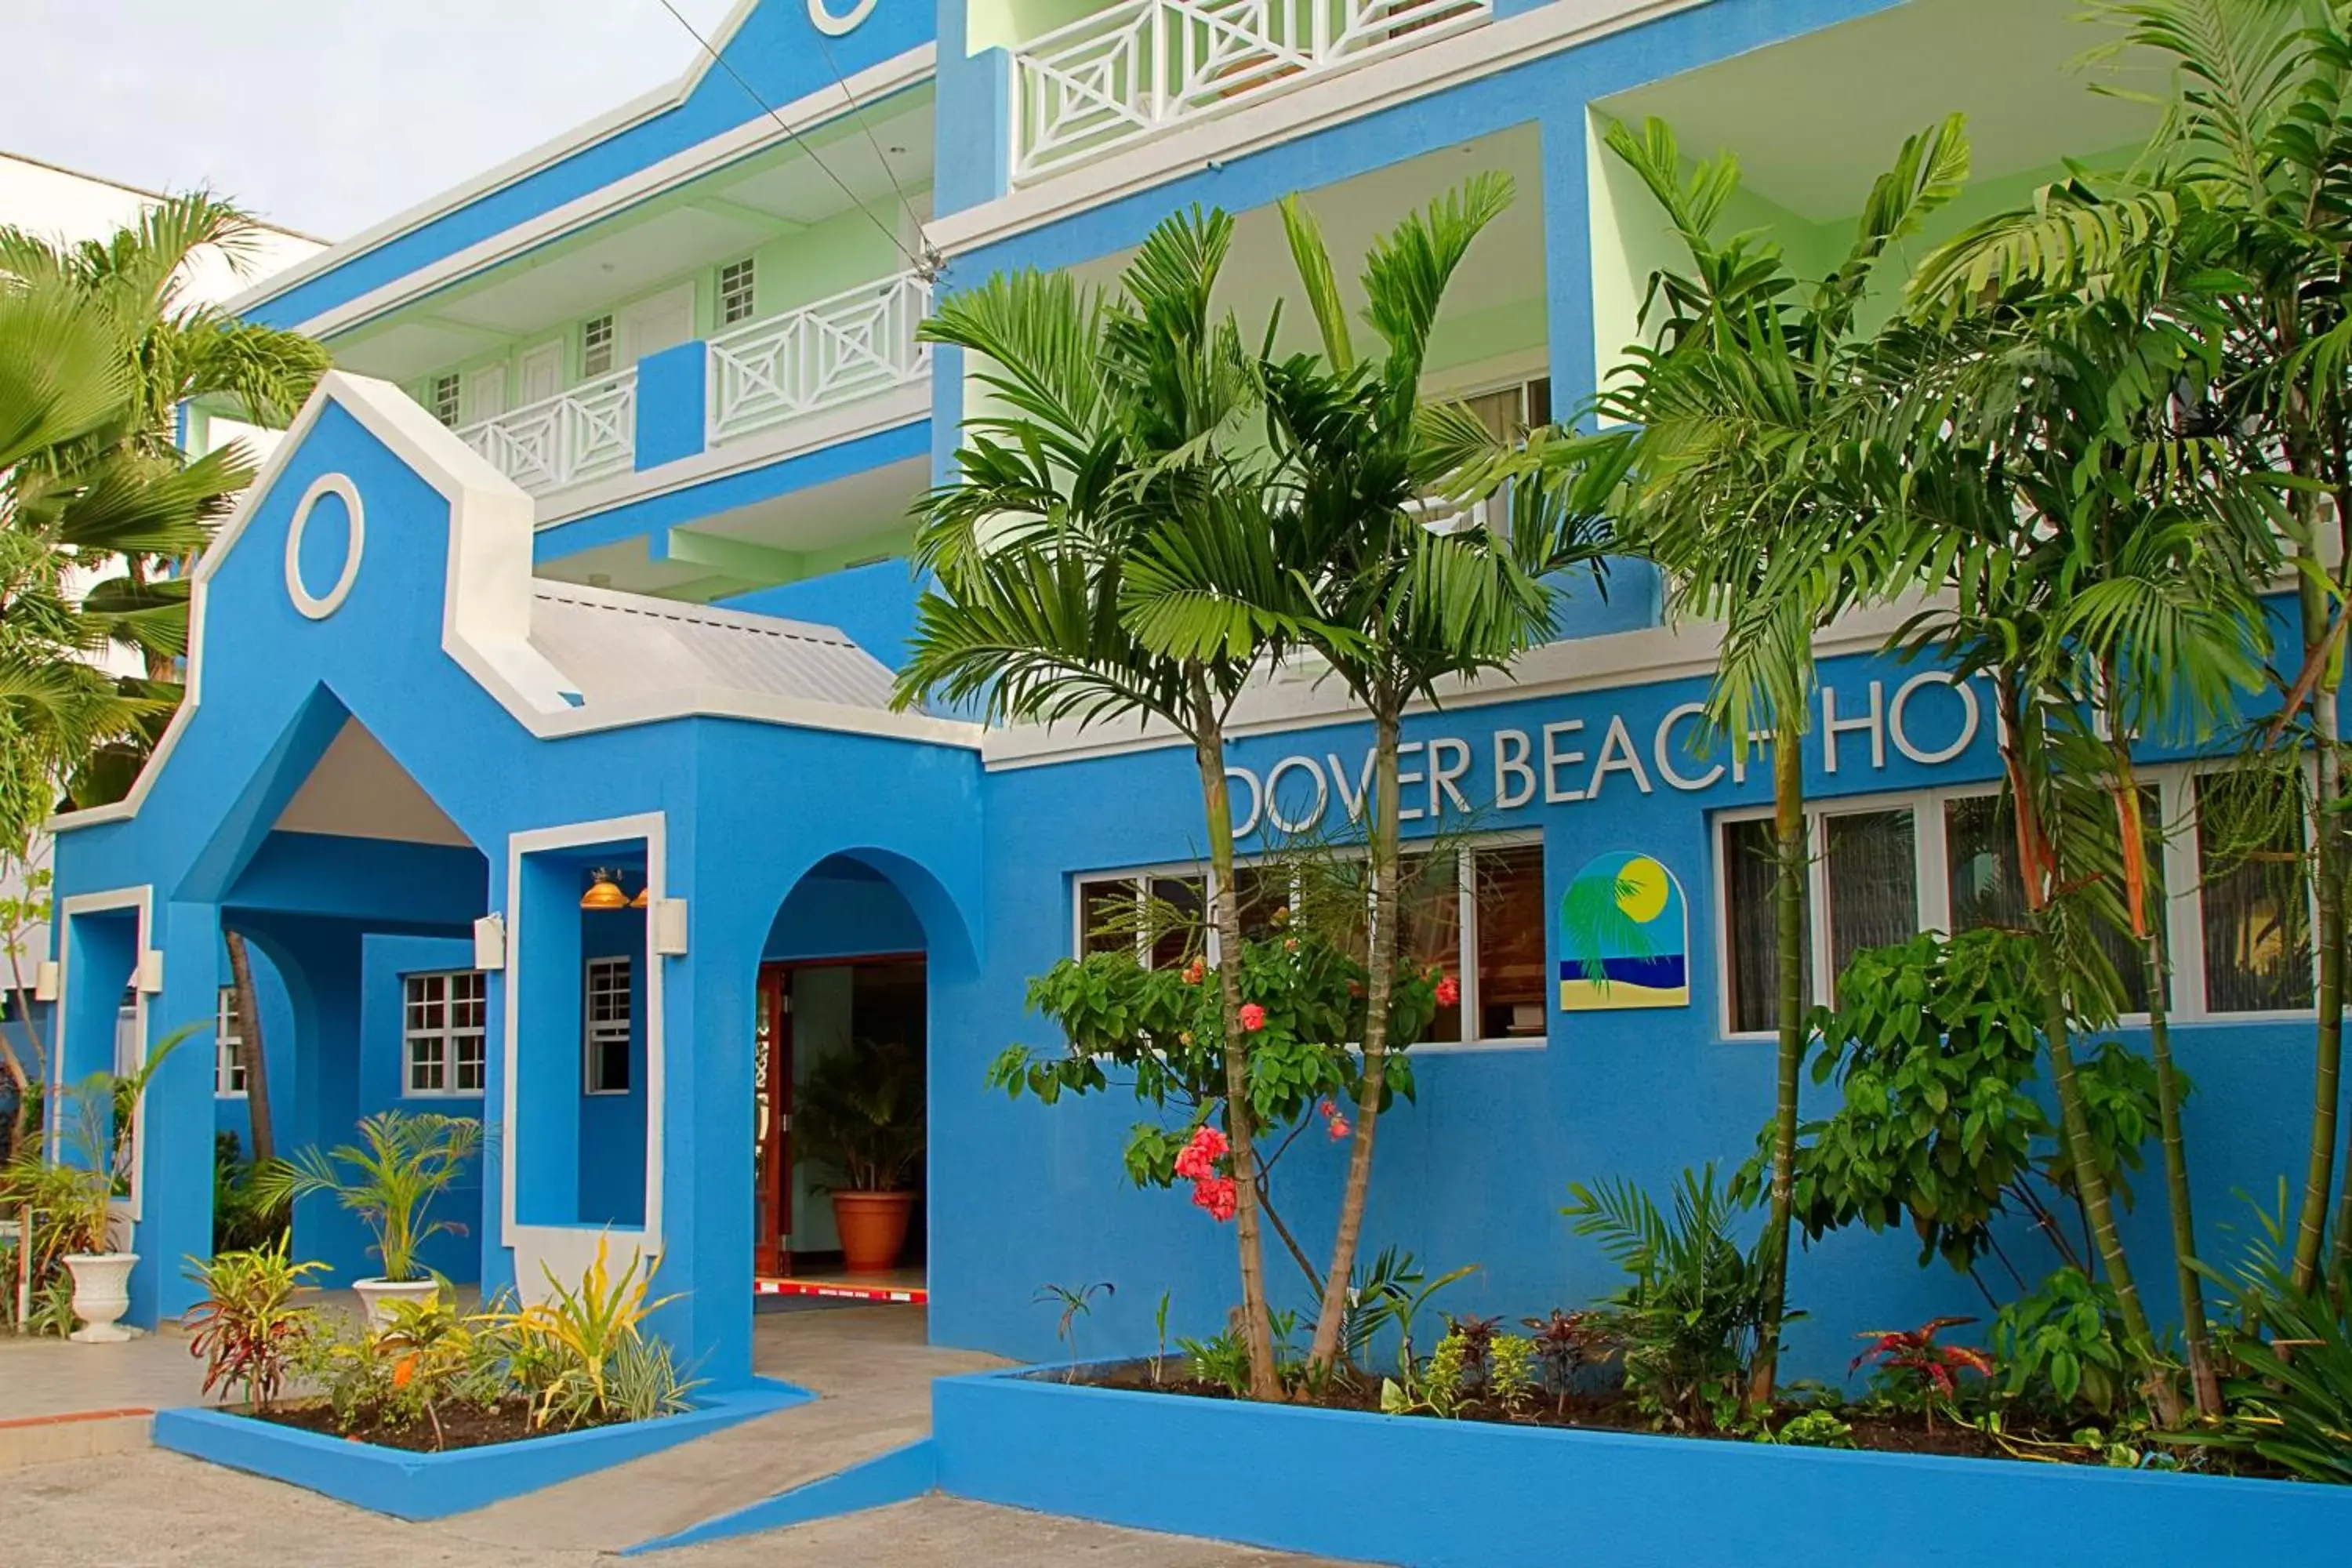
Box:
[753, 953, 926, 1305]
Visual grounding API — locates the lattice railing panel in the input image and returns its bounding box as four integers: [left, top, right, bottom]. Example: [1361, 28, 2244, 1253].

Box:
[706, 271, 933, 446]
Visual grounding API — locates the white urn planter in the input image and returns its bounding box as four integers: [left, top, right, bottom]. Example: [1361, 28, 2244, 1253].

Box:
[62, 1252, 139, 1343]
[352, 1276, 441, 1329]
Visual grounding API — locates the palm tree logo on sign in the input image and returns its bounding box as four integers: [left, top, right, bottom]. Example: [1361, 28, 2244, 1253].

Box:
[1558, 851, 1688, 1011]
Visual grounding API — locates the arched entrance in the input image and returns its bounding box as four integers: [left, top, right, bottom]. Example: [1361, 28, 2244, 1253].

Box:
[750, 848, 969, 1304]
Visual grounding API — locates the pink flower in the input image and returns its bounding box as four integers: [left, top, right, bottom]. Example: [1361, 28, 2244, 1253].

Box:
[1435, 975, 1460, 1007]
[1239, 1003, 1267, 1033]
[1327, 1116, 1351, 1142]
[1318, 1098, 1336, 1119]
[1190, 1175, 1239, 1223]
[1182, 956, 1205, 985]
[1173, 1124, 1229, 1181]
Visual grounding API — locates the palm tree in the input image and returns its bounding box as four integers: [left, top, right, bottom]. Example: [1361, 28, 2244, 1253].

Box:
[1250, 173, 1630, 1377]
[1595, 113, 1970, 1407]
[1916, 0, 2352, 1285]
[891, 211, 1305, 1399]
[1878, 278, 2278, 1417]
[2, 191, 329, 1161]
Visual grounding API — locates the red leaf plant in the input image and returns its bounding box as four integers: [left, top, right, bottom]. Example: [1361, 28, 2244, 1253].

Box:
[1850, 1316, 1993, 1428]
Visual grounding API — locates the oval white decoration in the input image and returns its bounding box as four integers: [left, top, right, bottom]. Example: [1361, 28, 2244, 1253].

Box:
[283, 474, 366, 621]
[808, 0, 877, 36]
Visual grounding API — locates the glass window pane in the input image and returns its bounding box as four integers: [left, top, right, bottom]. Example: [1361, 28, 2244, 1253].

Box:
[2198, 774, 2314, 1012]
[1722, 818, 1810, 1033]
[1148, 877, 1205, 971]
[1472, 845, 1546, 1040]
[1229, 866, 1287, 944]
[1825, 809, 1918, 997]
[1400, 851, 1462, 1043]
[1078, 878, 1137, 957]
[1944, 794, 2028, 934]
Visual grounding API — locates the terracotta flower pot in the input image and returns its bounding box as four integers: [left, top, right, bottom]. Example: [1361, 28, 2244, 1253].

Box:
[830, 1189, 913, 1274]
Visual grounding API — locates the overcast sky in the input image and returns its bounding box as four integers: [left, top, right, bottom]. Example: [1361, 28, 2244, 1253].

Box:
[2, 0, 742, 240]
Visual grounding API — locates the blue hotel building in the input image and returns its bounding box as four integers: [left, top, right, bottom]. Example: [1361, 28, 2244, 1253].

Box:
[38, 0, 2339, 1387]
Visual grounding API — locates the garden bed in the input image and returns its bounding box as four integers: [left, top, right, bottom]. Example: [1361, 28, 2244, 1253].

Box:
[931, 1366, 2352, 1568]
[1080, 1363, 2052, 1462]
[242, 1394, 613, 1454]
[153, 1378, 811, 1519]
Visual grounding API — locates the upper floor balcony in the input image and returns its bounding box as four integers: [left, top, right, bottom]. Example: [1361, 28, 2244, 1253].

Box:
[452, 270, 932, 499]
[1009, 0, 1491, 184]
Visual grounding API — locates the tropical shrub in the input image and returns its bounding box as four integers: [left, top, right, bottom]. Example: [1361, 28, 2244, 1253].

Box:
[183, 1238, 325, 1413]
[212, 1132, 289, 1253]
[793, 1036, 924, 1193]
[2187, 1196, 2352, 1485]
[1989, 1268, 2132, 1420]
[1563, 1166, 1773, 1431]
[256, 1110, 481, 1283]
[1849, 1317, 1992, 1421]
[497, 1236, 692, 1429]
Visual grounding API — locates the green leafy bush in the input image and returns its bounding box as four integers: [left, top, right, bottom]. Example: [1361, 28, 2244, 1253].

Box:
[1990, 1268, 2131, 1418]
[183, 1237, 325, 1413]
[1563, 1165, 1773, 1431]
[2188, 1196, 2352, 1484]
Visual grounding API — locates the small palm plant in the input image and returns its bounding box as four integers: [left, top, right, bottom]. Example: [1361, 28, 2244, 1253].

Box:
[256, 1110, 482, 1283]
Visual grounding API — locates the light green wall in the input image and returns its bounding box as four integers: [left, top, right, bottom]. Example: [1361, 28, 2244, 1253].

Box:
[967, 0, 1104, 53]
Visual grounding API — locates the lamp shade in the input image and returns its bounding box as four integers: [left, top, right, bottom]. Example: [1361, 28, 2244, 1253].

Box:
[580, 869, 628, 910]
[630, 885, 651, 909]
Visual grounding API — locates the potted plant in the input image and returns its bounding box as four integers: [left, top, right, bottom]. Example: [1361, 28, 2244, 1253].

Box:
[0, 1023, 195, 1342]
[795, 1037, 924, 1273]
[257, 1109, 482, 1326]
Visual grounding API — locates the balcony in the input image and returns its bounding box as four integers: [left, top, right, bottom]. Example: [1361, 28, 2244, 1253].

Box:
[459, 369, 638, 496]
[1011, 0, 1491, 184]
[452, 271, 934, 502]
[706, 272, 931, 446]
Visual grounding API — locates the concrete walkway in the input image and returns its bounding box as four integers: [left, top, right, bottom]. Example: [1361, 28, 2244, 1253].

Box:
[5, 1448, 1357, 1566]
[437, 1304, 1004, 1552]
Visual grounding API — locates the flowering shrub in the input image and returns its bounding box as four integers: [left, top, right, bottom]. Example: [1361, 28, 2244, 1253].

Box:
[1851, 1316, 1993, 1421]
[989, 923, 1448, 1229]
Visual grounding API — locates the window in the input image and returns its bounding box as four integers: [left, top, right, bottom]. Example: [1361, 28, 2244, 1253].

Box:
[718, 258, 757, 327]
[582, 314, 615, 377]
[429, 372, 461, 427]
[405, 971, 487, 1095]
[215, 985, 246, 1097]
[1459, 376, 1552, 441]
[1717, 773, 2246, 1036]
[1070, 837, 1548, 1046]
[585, 956, 633, 1094]
[1073, 875, 1207, 969]
[2196, 772, 2314, 1013]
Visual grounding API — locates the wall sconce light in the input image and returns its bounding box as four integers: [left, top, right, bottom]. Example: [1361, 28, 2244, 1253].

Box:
[33, 960, 58, 1002]
[650, 898, 688, 957]
[579, 869, 628, 910]
[473, 913, 507, 971]
[135, 949, 165, 994]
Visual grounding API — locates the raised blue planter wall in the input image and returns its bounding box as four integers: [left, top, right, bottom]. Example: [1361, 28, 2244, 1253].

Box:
[932, 1369, 2352, 1568]
[152, 1378, 809, 1520]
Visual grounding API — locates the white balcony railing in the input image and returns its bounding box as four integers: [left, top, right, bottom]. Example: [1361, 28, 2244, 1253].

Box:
[459, 368, 638, 495]
[1013, 0, 1490, 183]
[706, 272, 932, 447]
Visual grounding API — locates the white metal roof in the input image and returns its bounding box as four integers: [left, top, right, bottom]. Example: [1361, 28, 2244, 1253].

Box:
[528, 581, 898, 712]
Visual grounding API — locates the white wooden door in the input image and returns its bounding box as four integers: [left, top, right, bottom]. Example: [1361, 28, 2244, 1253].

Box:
[620, 284, 696, 366]
[461, 365, 508, 425]
[518, 341, 564, 406]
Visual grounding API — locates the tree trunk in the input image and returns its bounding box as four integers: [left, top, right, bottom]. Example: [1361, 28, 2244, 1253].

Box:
[1748, 722, 1807, 1411]
[1190, 691, 1279, 1400]
[2294, 643, 2344, 1290]
[2109, 747, 2218, 1417]
[1307, 706, 1403, 1375]
[2001, 676, 2159, 1370]
[224, 929, 274, 1164]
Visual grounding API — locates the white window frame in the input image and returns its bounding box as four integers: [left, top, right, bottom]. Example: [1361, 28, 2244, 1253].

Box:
[581, 314, 616, 378]
[583, 956, 633, 1096]
[717, 256, 757, 327]
[1710, 764, 2318, 1040]
[404, 969, 488, 1097]
[427, 372, 461, 427]
[1069, 830, 1548, 1053]
[215, 984, 246, 1098]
